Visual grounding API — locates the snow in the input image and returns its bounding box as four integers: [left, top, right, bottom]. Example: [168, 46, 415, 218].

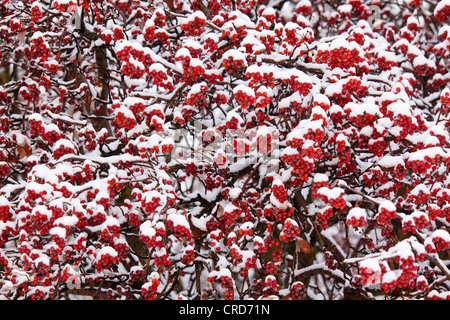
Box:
[313, 94, 330, 105]
[241, 35, 265, 52]
[313, 173, 328, 183]
[95, 190, 110, 202]
[50, 226, 66, 238]
[378, 155, 405, 168]
[378, 200, 396, 212]
[344, 101, 381, 118]
[149, 63, 168, 75]
[182, 11, 206, 25]
[175, 47, 191, 60]
[228, 187, 242, 200]
[386, 100, 413, 117]
[434, 0, 450, 15]
[410, 184, 430, 196]
[382, 270, 398, 284]
[189, 215, 210, 232]
[101, 216, 120, 229]
[413, 55, 436, 69]
[183, 39, 202, 51]
[222, 49, 247, 62]
[347, 207, 367, 220]
[188, 58, 205, 69]
[34, 255, 50, 268]
[217, 267, 232, 279]
[30, 31, 45, 41]
[335, 133, 349, 145]
[188, 82, 207, 95]
[167, 212, 190, 228]
[0, 196, 9, 207]
[408, 146, 446, 161]
[54, 0, 75, 5]
[233, 84, 255, 97]
[240, 221, 254, 232]
[54, 215, 78, 228]
[97, 246, 118, 258]
[431, 229, 450, 242]
[139, 221, 156, 238]
[318, 187, 344, 200]
[358, 258, 381, 272]
[329, 104, 344, 115]
[276, 68, 311, 84]
[54, 138, 75, 150]
[329, 37, 363, 54]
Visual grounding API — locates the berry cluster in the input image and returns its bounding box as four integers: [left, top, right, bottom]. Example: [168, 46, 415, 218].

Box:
[263, 275, 280, 296]
[232, 139, 249, 155]
[0, 162, 10, 179]
[0, 201, 11, 223]
[246, 66, 276, 88]
[286, 75, 313, 96]
[128, 266, 145, 285]
[115, 110, 137, 130]
[208, 271, 234, 300]
[279, 218, 301, 242]
[52, 140, 76, 160]
[121, 60, 145, 79]
[317, 187, 347, 210]
[264, 205, 294, 223]
[141, 274, 160, 300]
[264, 261, 278, 275]
[234, 86, 256, 109]
[346, 207, 368, 228]
[139, 227, 163, 249]
[30, 3, 44, 22]
[182, 246, 195, 265]
[181, 12, 207, 36]
[222, 51, 247, 74]
[154, 248, 171, 267]
[94, 247, 119, 272]
[324, 250, 339, 270]
[19, 81, 40, 103]
[431, 230, 450, 251]
[149, 64, 173, 90]
[290, 281, 306, 300]
[435, 3, 450, 23]
[413, 60, 437, 77]
[316, 45, 365, 70]
[316, 206, 334, 229]
[186, 84, 208, 108]
[380, 271, 398, 293]
[167, 218, 192, 241]
[376, 201, 397, 225]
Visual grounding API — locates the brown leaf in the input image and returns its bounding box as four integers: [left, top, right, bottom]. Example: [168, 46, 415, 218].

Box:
[17, 141, 32, 160]
[214, 204, 224, 219]
[7, 154, 17, 165]
[187, 214, 208, 241]
[163, 0, 175, 10]
[17, 32, 26, 44]
[295, 237, 311, 254]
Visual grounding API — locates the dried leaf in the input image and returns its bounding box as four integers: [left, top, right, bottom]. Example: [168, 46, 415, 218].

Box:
[17, 31, 26, 44]
[214, 203, 224, 219]
[187, 214, 208, 240]
[295, 237, 311, 254]
[282, 293, 291, 300]
[17, 141, 32, 160]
